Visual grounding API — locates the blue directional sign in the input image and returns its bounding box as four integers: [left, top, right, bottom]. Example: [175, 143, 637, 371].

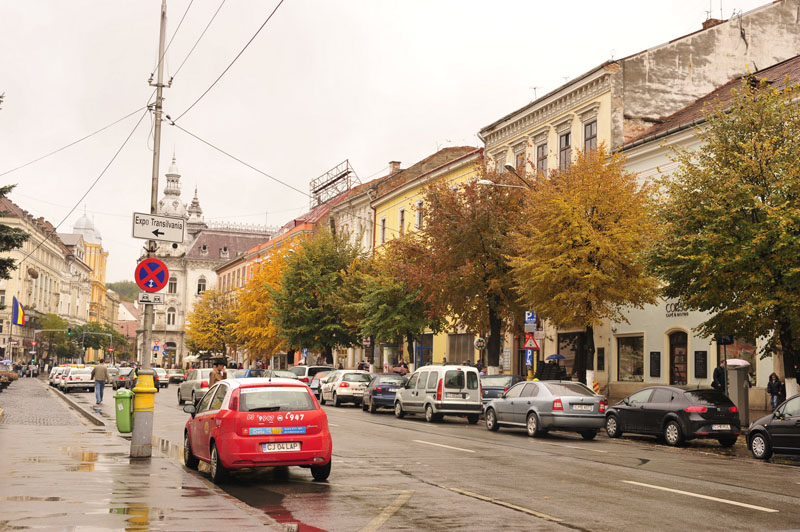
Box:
[524, 311, 537, 325]
[526, 349, 533, 366]
[302, 347, 309, 359]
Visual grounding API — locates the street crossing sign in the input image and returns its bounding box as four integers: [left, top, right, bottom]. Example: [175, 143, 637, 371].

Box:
[132, 212, 185, 243]
[152, 345, 159, 352]
[135, 258, 169, 293]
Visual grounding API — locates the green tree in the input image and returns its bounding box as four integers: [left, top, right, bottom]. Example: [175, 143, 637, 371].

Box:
[512, 146, 658, 383]
[389, 163, 523, 367]
[106, 281, 138, 303]
[37, 314, 69, 362]
[0, 185, 29, 287]
[271, 231, 362, 363]
[649, 78, 800, 387]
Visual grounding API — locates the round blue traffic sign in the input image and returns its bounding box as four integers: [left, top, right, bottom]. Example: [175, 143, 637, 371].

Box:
[135, 258, 169, 293]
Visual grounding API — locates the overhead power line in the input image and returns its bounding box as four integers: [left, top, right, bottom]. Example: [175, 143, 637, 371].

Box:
[170, 0, 227, 82]
[151, 0, 194, 79]
[173, 0, 285, 123]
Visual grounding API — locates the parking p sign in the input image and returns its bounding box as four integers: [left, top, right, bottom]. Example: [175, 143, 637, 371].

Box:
[526, 349, 533, 366]
[524, 311, 537, 325]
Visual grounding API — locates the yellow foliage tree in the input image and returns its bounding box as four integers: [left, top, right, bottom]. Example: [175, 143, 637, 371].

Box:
[185, 289, 237, 356]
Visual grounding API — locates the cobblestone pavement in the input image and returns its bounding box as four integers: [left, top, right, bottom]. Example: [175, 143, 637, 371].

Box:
[0, 377, 74, 426]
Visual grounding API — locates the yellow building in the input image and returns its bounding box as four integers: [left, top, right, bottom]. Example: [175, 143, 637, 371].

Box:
[72, 212, 109, 361]
[371, 146, 482, 369]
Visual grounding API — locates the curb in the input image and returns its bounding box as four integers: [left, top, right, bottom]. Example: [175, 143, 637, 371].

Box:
[0, 406, 4, 423]
[42, 380, 106, 427]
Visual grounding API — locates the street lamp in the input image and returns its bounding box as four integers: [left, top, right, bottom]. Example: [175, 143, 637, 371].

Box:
[503, 162, 534, 189]
[477, 179, 528, 190]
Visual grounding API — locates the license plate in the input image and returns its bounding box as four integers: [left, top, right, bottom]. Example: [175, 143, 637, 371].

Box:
[445, 392, 462, 399]
[262, 442, 301, 453]
[712, 424, 731, 430]
[572, 404, 592, 411]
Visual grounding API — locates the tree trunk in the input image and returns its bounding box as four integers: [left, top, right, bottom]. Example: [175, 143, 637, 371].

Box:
[574, 325, 593, 385]
[323, 345, 333, 365]
[778, 321, 800, 395]
[487, 307, 502, 367]
[406, 333, 415, 365]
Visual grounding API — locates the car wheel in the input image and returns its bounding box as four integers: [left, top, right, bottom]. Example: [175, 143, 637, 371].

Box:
[369, 400, 377, 414]
[183, 432, 199, 470]
[311, 459, 331, 482]
[526, 412, 542, 437]
[319, 393, 326, 406]
[425, 404, 438, 423]
[605, 415, 622, 438]
[333, 393, 341, 407]
[209, 442, 228, 483]
[750, 432, 773, 460]
[178, 389, 185, 406]
[664, 420, 684, 446]
[467, 414, 479, 425]
[580, 430, 598, 441]
[361, 401, 368, 412]
[394, 401, 405, 419]
[717, 435, 737, 448]
[485, 408, 500, 432]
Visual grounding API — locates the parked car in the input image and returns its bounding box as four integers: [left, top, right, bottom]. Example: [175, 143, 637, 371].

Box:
[394, 365, 483, 424]
[61, 367, 94, 393]
[362, 373, 406, 413]
[288, 365, 334, 384]
[484, 380, 606, 439]
[748, 393, 800, 460]
[153, 367, 169, 390]
[49, 366, 65, 387]
[178, 368, 213, 405]
[480, 374, 525, 405]
[113, 367, 136, 390]
[182, 377, 332, 483]
[265, 370, 299, 380]
[320, 371, 371, 407]
[232, 368, 268, 378]
[309, 371, 330, 401]
[107, 367, 119, 385]
[167, 369, 185, 384]
[605, 386, 740, 447]
[54, 366, 72, 389]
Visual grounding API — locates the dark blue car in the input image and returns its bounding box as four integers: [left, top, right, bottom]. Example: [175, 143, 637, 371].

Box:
[362, 373, 407, 413]
[480, 374, 525, 405]
[232, 368, 267, 378]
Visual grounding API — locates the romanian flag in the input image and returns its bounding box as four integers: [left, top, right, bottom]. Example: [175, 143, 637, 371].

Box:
[11, 296, 25, 326]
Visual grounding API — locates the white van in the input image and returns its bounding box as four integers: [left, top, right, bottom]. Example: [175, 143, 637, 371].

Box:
[394, 365, 482, 423]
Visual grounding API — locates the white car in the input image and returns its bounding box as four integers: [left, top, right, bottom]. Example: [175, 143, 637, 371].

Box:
[49, 366, 65, 386]
[61, 367, 94, 393]
[320, 370, 372, 407]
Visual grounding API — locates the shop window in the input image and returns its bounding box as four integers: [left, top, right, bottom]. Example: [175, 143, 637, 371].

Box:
[618, 336, 644, 382]
[558, 332, 586, 376]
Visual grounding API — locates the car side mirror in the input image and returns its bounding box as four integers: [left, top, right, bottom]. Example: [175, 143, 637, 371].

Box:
[773, 411, 783, 420]
[623, 398, 630, 406]
[183, 404, 196, 416]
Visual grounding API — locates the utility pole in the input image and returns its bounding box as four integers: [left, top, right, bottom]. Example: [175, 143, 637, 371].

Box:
[131, 0, 168, 459]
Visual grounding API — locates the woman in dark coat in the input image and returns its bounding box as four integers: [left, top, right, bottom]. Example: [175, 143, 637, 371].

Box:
[767, 372, 784, 411]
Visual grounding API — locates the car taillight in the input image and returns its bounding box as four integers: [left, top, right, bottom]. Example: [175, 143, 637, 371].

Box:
[375, 386, 383, 392]
[229, 389, 240, 411]
[201, 380, 208, 388]
[339, 382, 350, 388]
[68, 376, 73, 381]
[436, 378, 443, 401]
[299, 377, 310, 383]
[599, 398, 608, 413]
[503, 386, 508, 393]
[685, 405, 708, 413]
[728, 406, 738, 413]
[552, 398, 563, 411]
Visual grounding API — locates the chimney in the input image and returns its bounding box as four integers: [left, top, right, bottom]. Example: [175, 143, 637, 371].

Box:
[389, 161, 401, 174]
[702, 18, 724, 30]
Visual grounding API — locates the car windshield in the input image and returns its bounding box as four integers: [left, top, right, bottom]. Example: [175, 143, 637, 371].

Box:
[543, 382, 595, 397]
[239, 386, 316, 412]
[343, 373, 371, 383]
[272, 370, 296, 379]
[481, 375, 514, 387]
[444, 370, 465, 389]
[378, 375, 405, 384]
[684, 390, 734, 406]
[120, 368, 133, 376]
[288, 367, 306, 377]
[168, 369, 182, 375]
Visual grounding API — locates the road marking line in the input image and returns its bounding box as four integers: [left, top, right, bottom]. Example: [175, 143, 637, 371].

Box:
[533, 440, 608, 453]
[411, 439, 475, 453]
[622, 481, 778, 513]
[328, 423, 339, 427]
[359, 490, 414, 532]
[447, 487, 563, 522]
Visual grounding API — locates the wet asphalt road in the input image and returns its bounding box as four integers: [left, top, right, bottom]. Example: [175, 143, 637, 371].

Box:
[141, 385, 800, 532]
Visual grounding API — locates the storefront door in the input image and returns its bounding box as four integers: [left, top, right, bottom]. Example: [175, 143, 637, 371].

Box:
[669, 331, 688, 385]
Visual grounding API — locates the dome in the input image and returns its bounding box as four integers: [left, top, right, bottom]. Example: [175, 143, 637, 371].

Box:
[73, 210, 102, 245]
[158, 154, 188, 218]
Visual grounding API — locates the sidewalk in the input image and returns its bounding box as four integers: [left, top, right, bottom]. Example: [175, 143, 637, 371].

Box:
[0, 378, 281, 531]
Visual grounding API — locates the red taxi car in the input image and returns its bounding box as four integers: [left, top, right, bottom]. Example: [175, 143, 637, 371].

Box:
[182, 378, 332, 483]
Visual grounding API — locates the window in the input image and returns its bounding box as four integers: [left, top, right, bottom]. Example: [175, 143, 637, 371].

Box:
[584, 120, 597, 151]
[627, 388, 652, 405]
[416, 372, 427, 389]
[650, 389, 675, 404]
[380, 218, 386, 245]
[209, 384, 228, 411]
[444, 370, 465, 389]
[240, 387, 316, 412]
[426, 372, 438, 389]
[447, 333, 474, 363]
[543, 382, 595, 397]
[536, 144, 547, 173]
[515, 149, 525, 171]
[559, 132, 571, 170]
[167, 307, 176, 326]
[197, 277, 206, 295]
[783, 397, 800, 417]
[196, 385, 216, 413]
[618, 336, 644, 382]
[522, 383, 539, 397]
[168, 277, 177, 294]
[467, 371, 478, 390]
[504, 383, 525, 398]
[597, 347, 605, 371]
[416, 200, 424, 229]
[399, 209, 405, 236]
[406, 373, 419, 389]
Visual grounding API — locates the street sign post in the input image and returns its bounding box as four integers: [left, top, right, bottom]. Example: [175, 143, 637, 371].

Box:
[135, 258, 169, 293]
[524, 311, 537, 325]
[138, 292, 165, 305]
[474, 337, 487, 350]
[302, 348, 309, 360]
[132, 212, 185, 243]
[362, 338, 371, 348]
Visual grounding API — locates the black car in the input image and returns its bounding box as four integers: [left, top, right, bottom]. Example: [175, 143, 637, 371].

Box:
[480, 374, 525, 405]
[748, 393, 800, 460]
[605, 386, 740, 447]
[362, 373, 406, 413]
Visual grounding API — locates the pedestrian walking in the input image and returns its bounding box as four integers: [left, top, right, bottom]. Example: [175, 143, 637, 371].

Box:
[90, 358, 110, 404]
[767, 373, 784, 411]
[712, 360, 726, 393]
[209, 361, 226, 387]
[337, 361, 344, 370]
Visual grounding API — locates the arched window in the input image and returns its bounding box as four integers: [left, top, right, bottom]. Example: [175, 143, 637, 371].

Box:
[197, 277, 206, 295]
[167, 307, 176, 326]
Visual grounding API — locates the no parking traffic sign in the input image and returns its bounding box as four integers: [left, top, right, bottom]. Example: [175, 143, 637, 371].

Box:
[135, 258, 169, 293]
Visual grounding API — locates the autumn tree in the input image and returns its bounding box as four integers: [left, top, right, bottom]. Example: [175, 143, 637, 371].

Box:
[390, 163, 524, 367]
[234, 246, 293, 362]
[271, 231, 362, 363]
[0, 185, 29, 286]
[185, 289, 237, 355]
[512, 146, 658, 383]
[649, 78, 800, 391]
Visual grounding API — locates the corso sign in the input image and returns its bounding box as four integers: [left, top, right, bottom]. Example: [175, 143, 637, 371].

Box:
[665, 300, 689, 318]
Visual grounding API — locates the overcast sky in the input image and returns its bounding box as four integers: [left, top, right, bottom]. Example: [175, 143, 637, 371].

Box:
[0, 0, 769, 282]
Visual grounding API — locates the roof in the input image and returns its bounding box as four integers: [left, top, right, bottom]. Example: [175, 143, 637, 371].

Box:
[58, 233, 84, 247]
[119, 301, 140, 320]
[0, 196, 71, 255]
[186, 229, 272, 261]
[625, 54, 800, 146]
[372, 146, 479, 201]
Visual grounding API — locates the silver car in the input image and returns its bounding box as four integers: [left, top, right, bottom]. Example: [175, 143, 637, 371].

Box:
[484, 380, 607, 440]
[177, 368, 213, 405]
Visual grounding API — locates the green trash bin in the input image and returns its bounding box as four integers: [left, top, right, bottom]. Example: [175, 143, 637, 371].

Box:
[114, 388, 135, 433]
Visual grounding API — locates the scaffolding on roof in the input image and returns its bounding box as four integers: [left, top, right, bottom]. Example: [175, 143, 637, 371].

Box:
[309, 160, 360, 208]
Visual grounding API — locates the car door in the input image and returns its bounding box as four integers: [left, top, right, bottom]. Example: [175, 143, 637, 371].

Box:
[191, 384, 219, 460]
[494, 382, 524, 424]
[181, 370, 195, 400]
[619, 388, 654, 433]
[515, 383, 540, 424]
[324, 372, 340, 401]
[398, 373, 419, 410]
[769, 397, 800, 450]
[642, 388, 675, 434]
[410, 371, 428, 412]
